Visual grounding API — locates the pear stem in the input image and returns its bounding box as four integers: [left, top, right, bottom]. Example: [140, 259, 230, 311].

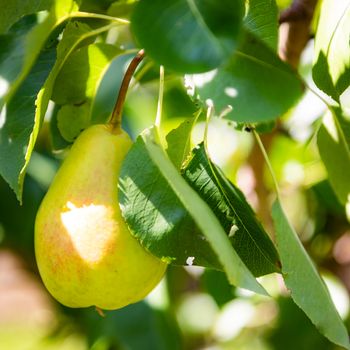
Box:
[109, 49, 145, 132]
[95, 306, 106, 317]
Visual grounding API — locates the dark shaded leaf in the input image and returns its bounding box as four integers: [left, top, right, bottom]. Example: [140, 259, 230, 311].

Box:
[131, 0, 243, 73]
[183, 143, 280, 277]
[166, 117, 197, 169]
[119, 127, 267, 294]
[193, 31, 303, 122]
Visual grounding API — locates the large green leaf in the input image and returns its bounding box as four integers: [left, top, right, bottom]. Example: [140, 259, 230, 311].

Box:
[0, 0, 80, 107]
[120, 132, 221, 269]
[0, 46, 56, 200]
[272, 200, 350, 349]
[131, 0, 243, 73]
[317, 109, 350, 208]
[119, 127, 267, 294]
[183, 143, 280, 277]
[0, 0, 53, 34]
[192, 31, 303, 122]
[244, 0, 278, 50]
[313, 0, 350, 101]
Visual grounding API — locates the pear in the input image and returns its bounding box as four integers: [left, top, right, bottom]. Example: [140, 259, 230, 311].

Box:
[35, 124, 167, 310]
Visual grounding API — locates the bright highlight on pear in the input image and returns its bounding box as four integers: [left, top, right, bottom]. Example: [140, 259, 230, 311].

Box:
[35, 125, 167, 310]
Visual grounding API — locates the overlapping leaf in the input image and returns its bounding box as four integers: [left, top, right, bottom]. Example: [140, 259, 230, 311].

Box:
[183, 143, 280, 276]
[51, 42, 122, 143]
[0, 19, 119, 200]
[0, 0, 80, 107]
[313, 0, 350, 101]
[119, 127, 267, 294]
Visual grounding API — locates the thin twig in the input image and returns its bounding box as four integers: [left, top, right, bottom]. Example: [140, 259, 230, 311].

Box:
[155, 65, 165, 130]
[253, 130, 281, 200]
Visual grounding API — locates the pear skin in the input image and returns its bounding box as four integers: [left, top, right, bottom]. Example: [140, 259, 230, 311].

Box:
[35, 125, 167, 310]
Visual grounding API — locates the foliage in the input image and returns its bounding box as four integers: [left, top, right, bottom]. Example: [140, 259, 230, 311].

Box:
[0, 0, 350, 349]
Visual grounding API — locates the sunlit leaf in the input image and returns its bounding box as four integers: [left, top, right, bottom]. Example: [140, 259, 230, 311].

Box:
[0, 47, 56, 200]
[166, 117, 197, 169]
[272, 200, 350, 350]
[313, 0, 350, 101]
[192, 31, 303, 122]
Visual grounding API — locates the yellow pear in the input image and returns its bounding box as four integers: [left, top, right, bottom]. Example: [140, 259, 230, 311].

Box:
[35, 124, 167, 310]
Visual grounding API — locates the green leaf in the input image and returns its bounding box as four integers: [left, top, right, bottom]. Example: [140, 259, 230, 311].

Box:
[317, 109, 350, 206]
[272, 200, 350, 350]
[0, 46, 56, 200]
[244, 0, 278, 50]
[183, 143, 280, 277]
[120, 132, 221, 269]
[0, 20, 118, 199]
[57, 103, 91, 142]
[49, 104, 70, 151]
[107, 0, 136, 18]
[0, 0, 80, 107]
[192, 31, 303, 122]
[119, 127, 267, 295]
[313, 0, 350, 101]
[52, 43, 121, 105]
[166, 117, 197, 169]
[131, 0, 243, 73]
[0, 0, 53, 34]
[52, 42, 121, 141]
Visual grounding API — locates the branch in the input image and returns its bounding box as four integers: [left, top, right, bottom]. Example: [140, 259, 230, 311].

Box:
[278, 0, 318, 68]
[247, 0, 318, 228]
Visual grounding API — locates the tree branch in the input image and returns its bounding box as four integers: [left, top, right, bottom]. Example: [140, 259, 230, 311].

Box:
[278, 0, 318, 69]
[247, 0, 318, 229]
